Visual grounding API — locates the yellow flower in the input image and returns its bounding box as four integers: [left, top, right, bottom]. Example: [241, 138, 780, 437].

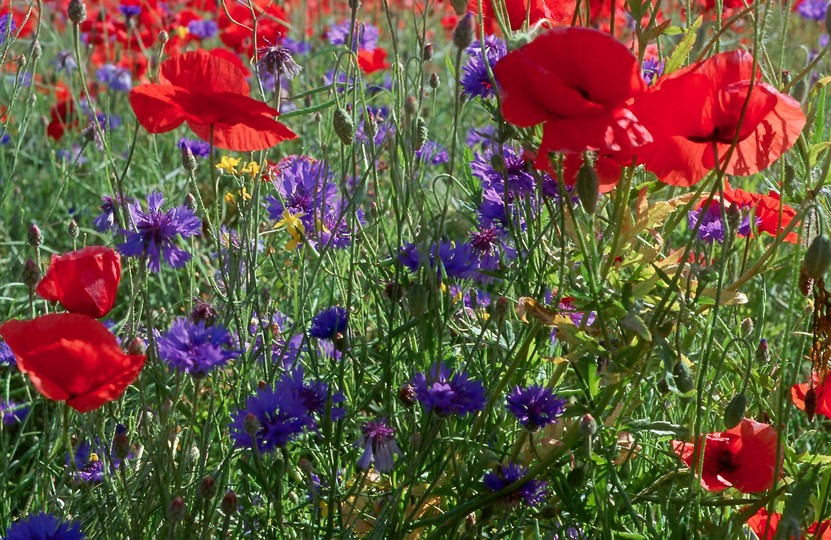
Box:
[176, 26, 188, 40]
[239, 186, 251, 201]
[275, 209, 305, 250]
[224, 192, 236, 204]
[285, 229, 303, 251]
[215, 156, 241, 175]
[240, 161, 260, 177]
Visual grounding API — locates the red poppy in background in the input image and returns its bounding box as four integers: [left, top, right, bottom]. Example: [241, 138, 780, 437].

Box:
[721, 182, 799, 243]
[358, 48, 390, 74]
[217, 0, 288, 56]
[129, 50, 296, 151]
[470, 0, 577, 32]
[46, 99, 77, 141]
[747, 508, 831, 539]
[630, 50, 806, 187]
[494, 27, 651, 168]
[36, 246, 121, 319]
[0, 314, 145, 413]
[792, 373, 831, 420]
[671, 418, 778, 493]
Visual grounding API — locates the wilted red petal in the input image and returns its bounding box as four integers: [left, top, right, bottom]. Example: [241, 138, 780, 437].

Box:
[0, 314, 145, 413]
[36, 246, 121, 318]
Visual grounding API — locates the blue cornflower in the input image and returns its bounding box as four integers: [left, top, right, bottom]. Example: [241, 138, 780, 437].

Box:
[266, 155, 337, 226]
[282, 37, 311, 56]
[96, 64, 132, 92]
[156, 318, 240, 377]
[466, 126, 497, 149]
[118, 4, 141, 17]
[327, 21, 379, 51]
[0, 13, 17, 44]
[799, 0, 827, 20]
[93, 194, 130, 232]
[309, 306, 348, 340]
[177, 138, 211, 159]
[416, 141, 449, 166]
[0, 339, 16, 368]
[229, 386, 312, 453]
[641, 57, 664, 86]
[3, 513, 85, 540]
[356, 418, 402, 473]
[1, 400, 28, 425]
[483, 463, 549, 507]
[53, 50, 77, 73]
[688, 201, 754, 244]
[187, 19, 218, 40]
[118, 192, 201, 272]
[399, 241, 480, 281]
[56, 144, 87, 166]
[461, 35, 506, 99]
[470, 146, 537, 195]
[276, 367, 346, 424]
[412, 362, 486, 417]
[506, 385, 567, 431]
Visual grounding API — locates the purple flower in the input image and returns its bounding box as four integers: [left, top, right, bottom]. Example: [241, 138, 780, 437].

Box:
[118, 4, 142, 17]
[641, 57, 664, 86]
[156, 318, 239, 377]
[466, 126, 497, 149]
[0, 400, 28, 425]
[93, 194, 130, 232]
[117, 192, 201, 272]
[687, 200, 754, 244]
[356, 419, 402, 472]
[229, 386, 312, 453]
[177, 137, 211, 158]
[483, 463, 548, 507]
[0, 339, 16, 368]
[309, 306, 348, 340]
[506, 385, 566, 431]
[282, 37, 311, 56]
[96, 64, 132, 92]
[56, 144, 87, 166]
[53, 50, 78, 73]
[470, 146, 537, 195]
[416, 141, 449, 166]
[257, 44, 303, 79]
[3, 513, 85, 540]
[187, 19, 218, 40]
[412, 363, 486, 417]
[275, 367, 346, 424]
[399, 241, 480, 281]
[799, 0, 827, 20]
[327, 21, 379, 51]
[461, 35, 506, 99]
[0, 13, 17, 44]
[265, 155, 338, 227]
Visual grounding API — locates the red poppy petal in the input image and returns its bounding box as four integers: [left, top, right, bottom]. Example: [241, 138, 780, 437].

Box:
[187, 114, 297, 152]
[66, 353, 146, 413]
[161, 49, 249, 95]
[129, 85, 187, 133]
[746, 508, 780, 540]
[727, 418, 778, 493]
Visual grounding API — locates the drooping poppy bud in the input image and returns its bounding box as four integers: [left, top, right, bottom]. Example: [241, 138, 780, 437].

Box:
[333, 107, 354, 145]
[804, 235, 831, 280]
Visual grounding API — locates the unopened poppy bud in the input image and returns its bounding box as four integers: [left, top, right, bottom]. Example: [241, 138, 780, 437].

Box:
[220, 490, 238, 514]
[16, 54, 26, 69]
[414, 116, 428, 151]
[158, 30, 169, 45]
[243, 412, 261, 436]
[128, 337, 146, 356]
[67, 0, 87, 24]
[112, 424, 131, 460]
[580, 414, 597, 436]
[333, 107, 354, 145]
[423, 43, 433, 61]
[168, 496, 187, 523]
[450, 0, 467, 15]
[453, 13, 475, 50]
[429, 72, 440, 89]
[404, 95, 418, 116]
[805, 386, 817, 421]
[673, 361, 695, 393]
[723, 393, 746, 429]
[576, 160, 599, 214]
[740, 317, 753, 336]
[27, 223, 42, 247]
[181, 145, 197, 172]
[398, 383, 416, 407]
[67, 219, 79, 240]
[199, 476, 217, 499]
[804, 235, 831, 280]
[725, 203, 741, 236]
[31, 40, 42, 60]
[22, 259, 41, 291]
[755, 338, 769, 364]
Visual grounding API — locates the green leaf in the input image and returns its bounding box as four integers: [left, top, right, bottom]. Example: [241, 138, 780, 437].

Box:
[665, 16, 703, 74]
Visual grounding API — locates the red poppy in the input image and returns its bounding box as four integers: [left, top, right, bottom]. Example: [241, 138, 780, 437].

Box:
[792, 372, 831, 420]
[47, 98, 78, 141]
[0, 314, 146, 413]
[671, 418, 778, 493]
[36, 246, 121, 319]
[469, 0, 578, 32]
[358, 48, 390, 74]
[747, 508, 831, 539]
[494, 27, 651, 168]
[217, 0, 288, 56]
[721, 182, 799, 243]
[129, 50, 296, 151]
[630, 50, 806, 187]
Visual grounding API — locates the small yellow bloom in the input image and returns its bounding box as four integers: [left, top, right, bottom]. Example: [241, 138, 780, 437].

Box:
[275, 209, 305, 251]
[176, 26, 188, 40]
[240, 161, 260, 177]
[215, 156, 241, 175]
[224, 192, 236, 204]
[285, 229, 303, 250]
[239, 186, 252, 201]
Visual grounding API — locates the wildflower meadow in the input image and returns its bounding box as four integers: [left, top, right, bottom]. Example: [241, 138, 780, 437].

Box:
[1, 0, 831, 537]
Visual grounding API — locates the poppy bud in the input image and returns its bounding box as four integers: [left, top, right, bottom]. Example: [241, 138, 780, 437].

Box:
[453, 13, 475, 50]
[198, 476, 217, 500]
[181, 145, 197, 172]
[22, 259, 41, 291]
[414, 116, 428, 151]
[450, 0, 467, 15]
[804, 234, 831, 280]
[429, 72, 440, 89]
[158, 30, 169, 45]
[191, 299, 218, 325]
[67, 219, 79, 240]
[348, 0, 361, 9]
[725, 203, 741, 237]
[220, 490, 237, 515]
[792, 79, 807, 103]
[112, 424, 131, 460]
[723, 393, 746, 429]
[67, 0, 87, 24]
[740, 317, 753, 336]
[398, 383, 416, 407]
[673, 361, 695, 394]
[16, 54, 26, 69]
[576, 160, 599, 214]
[168, 496, 187, 523]
[755, 338, 769, 364]
[31, 40, 42, 60]
[804, 386, 817, 421]
[491, 296, 510, 324]
[333, 107, 354, 146]
[579, 413, 597, 437]
[415, 43, 429, 63]
[27, 223, 42, 247]
[128, 337, 146, 356]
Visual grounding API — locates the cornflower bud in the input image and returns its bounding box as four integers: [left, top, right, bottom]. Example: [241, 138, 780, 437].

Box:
[453, 13, 475, 50]
[740, 317, 754, 336]
[755, 339, 770, 364]
[221, 491, 238, 515]
[181, 145, 197, 172]
[398, 384, 416, 407]
[243, 412, 261, 437]
[67, 219, 79, 240]
[199, 476, 217, 500]
[423, 43, 434, 61]
[168, 497, 187, 523]
[804, 234, 831, 280]
[429, 72, 440, 89]
[27, 223, 42, 247]
[22, 259, 41, 292]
